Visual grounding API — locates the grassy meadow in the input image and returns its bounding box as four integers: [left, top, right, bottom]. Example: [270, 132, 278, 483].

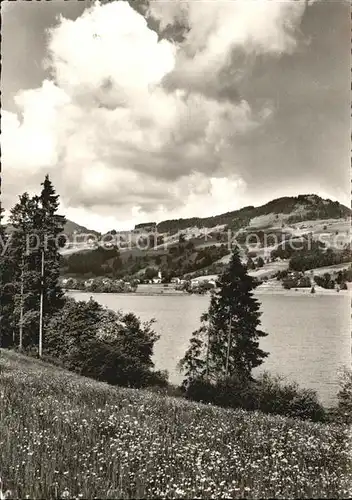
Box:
[0, 350, 351, 499]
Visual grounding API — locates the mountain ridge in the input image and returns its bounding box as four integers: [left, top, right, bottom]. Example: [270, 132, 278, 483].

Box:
[69, 193, 350, 236]
[4, 194, 350, 237]
[60, 193, 350, 281]
[156, 194, 350, 234]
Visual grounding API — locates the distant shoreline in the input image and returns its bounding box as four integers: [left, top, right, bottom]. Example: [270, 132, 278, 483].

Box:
[255, 287, 350, 297]
[66, 287, 350, 297]
[65, 288, 188, 297]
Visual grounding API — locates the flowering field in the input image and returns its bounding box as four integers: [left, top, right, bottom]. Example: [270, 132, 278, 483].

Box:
[1, 350, 351, 499]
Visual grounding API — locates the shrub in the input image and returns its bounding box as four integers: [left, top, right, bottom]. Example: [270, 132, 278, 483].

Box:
[183, 378, 217, 404]
[256, 257, 265, 268]
[276, 269, 289, 280]
[282, 278, 297, 290]
[254, 372, 326, 422]
[215, 374, 258, 411]
[45, 297, 166, 389]
[183, 372, 326, 422]
[335, 368, 352, 424]
[314, 273, 336, 290]
[297, 275, 311, 288]
[147, 380, 184, 398]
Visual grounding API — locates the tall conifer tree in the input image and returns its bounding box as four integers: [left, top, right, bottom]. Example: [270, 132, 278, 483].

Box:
[8, 193, 38, 347]
[7, 176, 66, 347]
[0, 207, 15, 347]
[180, 246, 268, 387]
[37, 175, 66, 315]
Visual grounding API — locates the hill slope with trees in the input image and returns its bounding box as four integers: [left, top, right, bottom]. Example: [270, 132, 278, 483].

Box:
[156, 194, 350, 233]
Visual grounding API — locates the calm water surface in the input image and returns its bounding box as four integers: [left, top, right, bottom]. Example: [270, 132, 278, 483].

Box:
[69, 291, 350, 406]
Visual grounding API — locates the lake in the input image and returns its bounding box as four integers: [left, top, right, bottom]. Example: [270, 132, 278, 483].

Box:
[68, 291, 351, 406]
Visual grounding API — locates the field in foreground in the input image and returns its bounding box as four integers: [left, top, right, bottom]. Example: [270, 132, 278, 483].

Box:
[1, 350, 351, 499]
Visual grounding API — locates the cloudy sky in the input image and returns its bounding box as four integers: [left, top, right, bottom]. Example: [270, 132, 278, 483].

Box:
[2, 0, 349, 232]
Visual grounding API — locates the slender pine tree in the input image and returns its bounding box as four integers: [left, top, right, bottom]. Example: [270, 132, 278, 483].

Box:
[180, 246, 268, 387]
[7, 176, 66, 347]
[178, 313, 209, 384]
[37, 175, 67, 316]
[9, 193, 40, 347]
[0, 207, 15, 347]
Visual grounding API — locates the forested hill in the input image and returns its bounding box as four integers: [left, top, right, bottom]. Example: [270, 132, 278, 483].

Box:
[4, 193, 349, 239]
[156, 195, 350, 233]
[63, 220, 101, 238]
[5, 219, 100, 238]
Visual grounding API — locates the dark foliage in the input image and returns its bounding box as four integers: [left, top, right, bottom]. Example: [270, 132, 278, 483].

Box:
[63, 247, 122, 277]
[335, 368, 352, 424]
[62, 277, 137, 293]
[271, 237, 324, 261]
[282, 274, 311, 290]
[45, 297, 167, 389]
[180, 247, 268, 386]
[157, 195, 350, 234]
[3, 178, 66, 348]
[61, 242, 229, 281]
[183, 372, 326, 422]
[289, 247, 350, 272]
[0, 209, 15, 347]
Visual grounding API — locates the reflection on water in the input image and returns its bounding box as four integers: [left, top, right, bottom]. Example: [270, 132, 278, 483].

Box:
[68, 291, 350, 406]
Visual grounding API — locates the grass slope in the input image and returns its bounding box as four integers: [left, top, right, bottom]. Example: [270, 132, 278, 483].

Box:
[1, 350, 351, 499]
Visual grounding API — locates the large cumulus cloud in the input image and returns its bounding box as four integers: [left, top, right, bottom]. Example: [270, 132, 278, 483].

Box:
[3, 0, 346, 231]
